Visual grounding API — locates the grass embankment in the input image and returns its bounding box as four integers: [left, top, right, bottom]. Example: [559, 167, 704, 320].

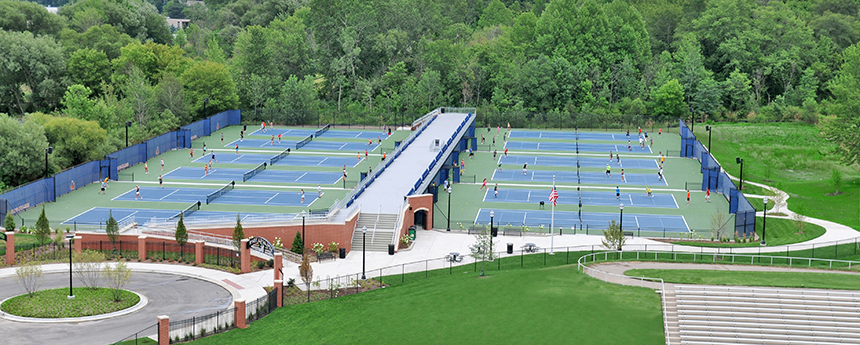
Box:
[674, 217, 825, 247]
[1, 288, 139, 318]
[0, 234, 43, 255]
[695, 123, 859, 230]
[193, 266, 664, 344]
[627, 269, 860, 290]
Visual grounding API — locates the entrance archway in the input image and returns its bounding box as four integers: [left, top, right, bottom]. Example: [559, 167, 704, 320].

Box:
[414, 209, 428, 230]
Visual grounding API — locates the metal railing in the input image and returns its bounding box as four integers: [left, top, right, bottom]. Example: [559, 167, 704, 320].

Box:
[168, 307, 236, 343]
[109, 323, 158, 345]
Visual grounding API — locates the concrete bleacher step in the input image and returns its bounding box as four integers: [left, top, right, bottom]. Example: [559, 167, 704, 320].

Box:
[350, 213, 399, 252]
[673, 285, 860, 345]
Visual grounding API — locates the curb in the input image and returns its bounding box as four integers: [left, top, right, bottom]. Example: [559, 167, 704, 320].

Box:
[0, 290, 148, 323]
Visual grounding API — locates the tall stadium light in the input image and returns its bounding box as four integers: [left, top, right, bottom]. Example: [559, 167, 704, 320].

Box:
[125, 121, 132, 147]
[705, 125, 712, 152]
[45, 147, 53, 178]
[736, 157, 744, 191]
[446, 186, 452, 231]
[619, 204, 624, 233]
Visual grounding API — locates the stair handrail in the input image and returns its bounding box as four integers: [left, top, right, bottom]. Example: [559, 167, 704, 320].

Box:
[371, 205, 381, 243]
[393, 198, 408, 250]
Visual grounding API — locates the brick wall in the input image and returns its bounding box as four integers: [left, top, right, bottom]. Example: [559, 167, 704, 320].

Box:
[397, 194, 433, 250]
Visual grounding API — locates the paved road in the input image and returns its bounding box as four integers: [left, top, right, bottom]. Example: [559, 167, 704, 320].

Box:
[0, 272, 232, 344]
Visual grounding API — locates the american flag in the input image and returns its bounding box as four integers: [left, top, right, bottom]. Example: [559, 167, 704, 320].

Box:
[548, 187, 558, 206]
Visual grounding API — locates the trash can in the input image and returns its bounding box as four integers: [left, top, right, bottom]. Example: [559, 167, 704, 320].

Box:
[507, 243, 514, 254]
[388, 244, 395, 255]
[338, 248, 346, 259]
[408, 225, 416, 240]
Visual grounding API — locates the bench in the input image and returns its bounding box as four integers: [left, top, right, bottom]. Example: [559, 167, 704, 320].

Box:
[623, 231, 634, 237]
[468, 226, 484, 234]
[522, 243, 539, 253]
[503, 227, 523, 236]
[317, 252, 336, 262]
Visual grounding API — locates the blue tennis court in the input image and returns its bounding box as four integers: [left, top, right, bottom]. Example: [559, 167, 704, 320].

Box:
[319, 130, 388, 139]
[164, 167, 343, 184]
[63, 207, 282, 225]
[509, 131, 644, 141]
[484, 189, 677, 208]
[492, 169, 667, 186]
[499, 155, 657, 169]
[113, 186, 212, 203]
[194, 153, 361, 168]
[505, 140, 652, 153]
[112, 186, 320, 206]
[247, 128, 316, 137]
[213, 189, 319, 207]
[226, 138, 380, 151]
[475, 209, 688, 232]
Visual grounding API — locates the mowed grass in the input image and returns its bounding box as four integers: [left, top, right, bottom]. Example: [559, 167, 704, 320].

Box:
[626, 269, 860, 290]
[695, 122, 859, 230]
[1, 287, 139, 318]
[673, 217, 825, 247]
[193, 266, 665, 345]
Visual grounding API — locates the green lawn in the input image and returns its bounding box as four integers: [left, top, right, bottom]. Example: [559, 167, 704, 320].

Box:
[694, 123, 859, 230]
[0, 233, 46, 255]
[673, 217, 825, 247]
[193, 265, 665, 345]
[1, 287, 139, 318]
[626, 269, 860, 290]
[113, 338, 157, 345]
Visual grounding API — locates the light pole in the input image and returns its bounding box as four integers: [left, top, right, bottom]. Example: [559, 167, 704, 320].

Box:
[705, 125, 712, 152]
[125, 121, 132, 147]
[45, 147, 53, 178]
[446, 186, 452, 231]
[301, 210, 306, 255]
[761, 196, 768, 246]
[689, 106, 695, 132]
[489, 210, 494, 256]
[736, 157, 744, 191]
[67, 234, 74, 299]
[361, 226, 367, 280]
[619, 204, 624, 233]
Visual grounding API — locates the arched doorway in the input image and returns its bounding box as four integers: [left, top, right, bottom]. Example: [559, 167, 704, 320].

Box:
[414, 209, 428, 230]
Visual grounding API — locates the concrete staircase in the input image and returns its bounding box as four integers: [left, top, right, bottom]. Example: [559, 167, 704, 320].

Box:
[662, 289, 681, 344]
[350, 213, 398, 252]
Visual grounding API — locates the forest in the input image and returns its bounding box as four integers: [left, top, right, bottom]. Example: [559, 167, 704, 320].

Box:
[1, 0, 859, 192]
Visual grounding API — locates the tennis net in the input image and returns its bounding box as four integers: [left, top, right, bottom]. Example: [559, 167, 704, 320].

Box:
[206, 181, 235, 204]
[314, 124, 331, 137]
[269, 148, 291, 165]
[296, 134, 313, 149]
[174, 201, 201, 219]
[243, 162, 267, 182]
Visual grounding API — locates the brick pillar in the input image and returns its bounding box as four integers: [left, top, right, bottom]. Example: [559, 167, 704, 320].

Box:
[234, 299, 246, 329]
[240, 239, 250, 273]
[195, 241, 204, 265]
[138, 236, 147, 261]
[157, 315, 169, 345]
[273, 252, 282, 281]
[74, 236, 83, 254]
[5, 232, 14, 266]
[274, 280, 283, 308]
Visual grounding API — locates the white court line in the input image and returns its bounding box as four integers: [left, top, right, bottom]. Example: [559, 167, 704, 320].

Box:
[64, 207, 97, 224]
[681, 216, 691, 232]
[264, 192, 279, 204]
[162, 166, 181, 177]
[296, 172, 307, 182]
[671, 194, 679, 208]
[635, 216, 640, 229]
[159, 189, 179, 200]
[230, 154, 245, 163]
[111, 188, 136, 201]
[318, 157, 328, 166]
[628, 194, 633, 205]
[527, 191, 531, 203]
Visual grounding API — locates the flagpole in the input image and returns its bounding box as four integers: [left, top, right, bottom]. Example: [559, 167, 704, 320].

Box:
[551, 175, 555, 254]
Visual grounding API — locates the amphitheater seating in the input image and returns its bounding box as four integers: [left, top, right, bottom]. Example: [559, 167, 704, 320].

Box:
[665, 285, 860, 345]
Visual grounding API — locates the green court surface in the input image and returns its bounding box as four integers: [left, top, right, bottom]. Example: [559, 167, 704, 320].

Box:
[437, 128, 730, 235]
[16, 125, 410, 228]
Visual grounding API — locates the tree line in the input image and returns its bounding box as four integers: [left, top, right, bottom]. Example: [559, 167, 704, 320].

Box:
[1, 0, 859, 192]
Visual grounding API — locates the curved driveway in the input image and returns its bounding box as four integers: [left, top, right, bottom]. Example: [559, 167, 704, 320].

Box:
[0, 271, 232, 344]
